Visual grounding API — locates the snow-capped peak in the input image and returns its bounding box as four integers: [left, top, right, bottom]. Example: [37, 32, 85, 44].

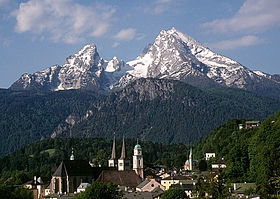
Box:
[64, 43, 99, 67]
[105, 57, 122, 72]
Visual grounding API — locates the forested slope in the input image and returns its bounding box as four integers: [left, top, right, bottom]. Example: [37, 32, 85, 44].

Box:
[195, 112, 280, 196]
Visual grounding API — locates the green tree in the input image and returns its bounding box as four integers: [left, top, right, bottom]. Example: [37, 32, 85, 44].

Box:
[198, 160, 207, 171]
[0, 184, 33, 199]
[161, 188, 189, 199]
[94, 149, 108, 167]
[73, 182, 123, 199]
[196, 173, 230, 199]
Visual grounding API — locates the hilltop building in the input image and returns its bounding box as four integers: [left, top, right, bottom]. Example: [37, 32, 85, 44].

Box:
[205, 152, 215, 160]
[211, 158, 227, 170]
[239, 121, 260, 130]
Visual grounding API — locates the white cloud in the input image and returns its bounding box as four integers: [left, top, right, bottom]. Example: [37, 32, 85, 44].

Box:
[202, 0, 280, 34]
[144, 0, 178, 15]
[114, 28, 136, 41]
[11, 0, 116, 43]
[112, 42, 120, 48]
[210, 35, 263, 50]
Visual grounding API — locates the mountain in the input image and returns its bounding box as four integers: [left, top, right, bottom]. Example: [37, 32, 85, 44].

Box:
[10, 28, 280, 99]
[10, 44, 129, 91]
[124, 28, 280, 98]
[51, 78, 280, 144]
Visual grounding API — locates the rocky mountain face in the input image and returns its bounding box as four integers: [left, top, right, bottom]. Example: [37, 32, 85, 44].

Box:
[10, 44, 129, 91]
[10, 28, 280, 99]
[50, 78, 280, 144]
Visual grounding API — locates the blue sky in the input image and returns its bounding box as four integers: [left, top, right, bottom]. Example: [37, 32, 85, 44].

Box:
[0, 0, 280, 88]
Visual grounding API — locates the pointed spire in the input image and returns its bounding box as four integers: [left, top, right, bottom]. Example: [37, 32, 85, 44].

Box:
[110, 133, 116, 160]
[120, 136, 126, 160]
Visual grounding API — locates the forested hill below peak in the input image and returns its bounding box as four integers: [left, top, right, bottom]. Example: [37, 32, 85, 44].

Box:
[54, 78, 280, 144]
[0, 89, 103, 157]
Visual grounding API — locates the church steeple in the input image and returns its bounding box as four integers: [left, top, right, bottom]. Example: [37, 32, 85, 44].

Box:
[110, 134, 116, 160]
[108, 134, 117, 167]
[119, 137, 126, 160]
[189, 147, 193, 170]
[118, 136, 130, 171]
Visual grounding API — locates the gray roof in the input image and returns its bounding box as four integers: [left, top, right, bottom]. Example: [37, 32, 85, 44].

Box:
[136, 179, 150, 189]
[96, 170, 142, 188]
[77, 183, 91, 189]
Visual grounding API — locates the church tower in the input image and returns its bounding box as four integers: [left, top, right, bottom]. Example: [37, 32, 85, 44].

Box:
[184, 146, 193, 171]
[133, 140, 144, 179]
[108, 135, 117, 167]
[118, 137, 130, 171]
[189, 147, 193, 170]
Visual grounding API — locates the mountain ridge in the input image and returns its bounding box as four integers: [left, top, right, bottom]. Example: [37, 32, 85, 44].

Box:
[10, 27, 280, 99]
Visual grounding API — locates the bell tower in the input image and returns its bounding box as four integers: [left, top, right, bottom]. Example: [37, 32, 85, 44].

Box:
[133, 140, 144, 179]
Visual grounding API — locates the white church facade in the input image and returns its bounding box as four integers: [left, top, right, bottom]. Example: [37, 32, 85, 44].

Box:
[108, 136, 144, 179]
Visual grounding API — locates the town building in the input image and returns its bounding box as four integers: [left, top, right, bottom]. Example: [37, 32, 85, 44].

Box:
[24, 176, 44, 199]
[211, 158, 226, 170]
[161, 175, 193, 190]
[205, 152, 215, 160]
[136, 178, 165, 192]
[230, 183, 258, 198]
[77, 182, 91, 193]
[49, 150, 102, 194]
